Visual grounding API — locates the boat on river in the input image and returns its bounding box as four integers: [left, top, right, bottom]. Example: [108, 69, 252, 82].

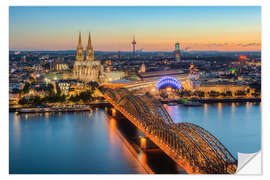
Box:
[182, 101, 202, 106]
[180, 99, 202, 106]
[167, 102, 178, 106]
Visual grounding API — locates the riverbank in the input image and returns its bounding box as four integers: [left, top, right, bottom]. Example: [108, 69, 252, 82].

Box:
[15, 106, 91, 113]
[160, 98, 261, 104]
[197, 98, 261, 103]
[9, 101, 111, 113]
[10, 97, 260, 112]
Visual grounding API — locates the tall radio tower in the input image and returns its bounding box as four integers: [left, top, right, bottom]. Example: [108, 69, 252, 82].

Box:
[131, 34, 136, 58]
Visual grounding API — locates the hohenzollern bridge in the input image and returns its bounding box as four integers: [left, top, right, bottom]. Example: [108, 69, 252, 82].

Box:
[101, 87, 237, 174]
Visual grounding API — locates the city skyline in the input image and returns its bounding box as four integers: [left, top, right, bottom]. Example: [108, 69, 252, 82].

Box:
[9, 6, 261, 52]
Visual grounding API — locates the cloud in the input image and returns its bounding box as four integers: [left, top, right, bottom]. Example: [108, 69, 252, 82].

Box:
[183, 46, 192, 51]
[206, 42, 261, 47]
[237, 43, 261, 47]
[207, 43, 229, 47]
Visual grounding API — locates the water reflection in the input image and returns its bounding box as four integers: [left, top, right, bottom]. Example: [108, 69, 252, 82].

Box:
[109, 117, 117, 144]
[232, 103, 235, 114]
[88, 109, 93, 118]
[139, 152, 148, 170]
[12, 113, 21, 147]
[111, 108, 116, 117]
[10, 111, 147, 174]
[203, 103, 208, 122]
[246, 102, 251, 113]
[217, 103, 222, 117]
[10, 102, 261, 174]
[165, 103, 261, 158]
[166, 105, 173, 115]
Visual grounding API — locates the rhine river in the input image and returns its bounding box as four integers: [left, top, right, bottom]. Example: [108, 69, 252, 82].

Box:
[9, 102, 261, 174]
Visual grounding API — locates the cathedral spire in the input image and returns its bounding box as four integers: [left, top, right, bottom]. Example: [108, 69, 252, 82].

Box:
[78, 32, 83, 48]
[86, 32, 94, 61]
[76, 32, 84, 61]
[87, 32, 92, 48]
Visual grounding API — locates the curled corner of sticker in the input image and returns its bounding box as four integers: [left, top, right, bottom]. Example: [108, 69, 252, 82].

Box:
[236, 151, 262, 175]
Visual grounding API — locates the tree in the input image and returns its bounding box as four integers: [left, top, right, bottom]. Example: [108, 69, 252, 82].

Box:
[22, 82, 31, 94]
[79, 90, 94, 103]
[226, 91, 232, 97]
[252, 91, 261, 97]
[220, 92, 226, 97]
[46, 83, 54, 94]
[88, 81, 99, 89]
[56, 84, 61, 95]
[235, 90, 246, 96]
[68, 89, 94, 103]
[69, 95, 80, 103]
[209, 91, 220, 97]
[18, 97, 27, 105]
[179, 90, 192, 97]
[29, 76, 35, 84]
[194, 91, 205, 98]
[32, 96, 42, 106]
[160, 92, 168, 99]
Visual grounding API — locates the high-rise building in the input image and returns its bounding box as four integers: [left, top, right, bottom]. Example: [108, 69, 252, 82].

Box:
[118, 51, 121, 60]
[131, 35, 136, 58]
[175, 42, 181, 62]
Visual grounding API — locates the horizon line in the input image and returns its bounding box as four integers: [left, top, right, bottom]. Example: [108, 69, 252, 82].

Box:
[9, 49, 261, 53]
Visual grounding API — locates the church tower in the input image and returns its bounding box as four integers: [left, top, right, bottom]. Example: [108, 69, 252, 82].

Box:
[75, 32, 84, 61]
[86, 32, 94, 61]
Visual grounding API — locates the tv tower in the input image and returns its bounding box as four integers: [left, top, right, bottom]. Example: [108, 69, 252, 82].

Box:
[131, 34, 136, 58]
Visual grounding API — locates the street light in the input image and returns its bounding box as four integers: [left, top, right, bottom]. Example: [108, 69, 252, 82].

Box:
[166, 87, 172, 92]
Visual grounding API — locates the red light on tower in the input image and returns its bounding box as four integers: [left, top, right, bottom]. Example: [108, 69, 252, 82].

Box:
[131, 35, 136, 58]
[239, 55, 247, 60]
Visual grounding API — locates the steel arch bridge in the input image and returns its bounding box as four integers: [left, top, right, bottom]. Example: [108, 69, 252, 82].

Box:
[102, 87, 237, 174]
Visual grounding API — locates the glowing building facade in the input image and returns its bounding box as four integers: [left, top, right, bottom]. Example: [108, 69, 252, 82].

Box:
[139, 62, 146, 73]
[73, 32, 106, 83]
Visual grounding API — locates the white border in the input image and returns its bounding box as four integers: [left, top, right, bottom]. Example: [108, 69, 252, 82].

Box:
[7, 0, 264, 6]
[2, 0, 269, 180]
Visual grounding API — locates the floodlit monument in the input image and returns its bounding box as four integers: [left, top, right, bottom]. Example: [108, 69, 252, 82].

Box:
[73, 32, 106, 83]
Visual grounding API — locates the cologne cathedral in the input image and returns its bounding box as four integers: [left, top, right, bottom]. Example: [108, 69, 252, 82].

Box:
[73, 32, 106, 83]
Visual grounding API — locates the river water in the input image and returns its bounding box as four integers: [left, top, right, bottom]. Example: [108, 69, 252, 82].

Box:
[9, 102, 261, 174]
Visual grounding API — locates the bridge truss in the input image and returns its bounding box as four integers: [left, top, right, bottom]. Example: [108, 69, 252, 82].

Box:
[101, 87, 237, 174]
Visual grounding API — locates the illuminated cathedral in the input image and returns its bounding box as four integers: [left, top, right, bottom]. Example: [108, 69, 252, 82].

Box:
[73, 32, 106, 83]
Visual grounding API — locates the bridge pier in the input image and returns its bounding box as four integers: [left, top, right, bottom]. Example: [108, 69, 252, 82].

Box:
[140, 136, 159, 151]
[111, 108, 117, 117]
[109, 108, 125, 118]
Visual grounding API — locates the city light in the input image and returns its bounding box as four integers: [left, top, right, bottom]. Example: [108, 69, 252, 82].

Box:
[111, 108, 116, 116]
[166, 87, 172, 92]
[157, 76, 182, 90]
[239, 55, 247, 60]
[140, 137, 147, 149]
